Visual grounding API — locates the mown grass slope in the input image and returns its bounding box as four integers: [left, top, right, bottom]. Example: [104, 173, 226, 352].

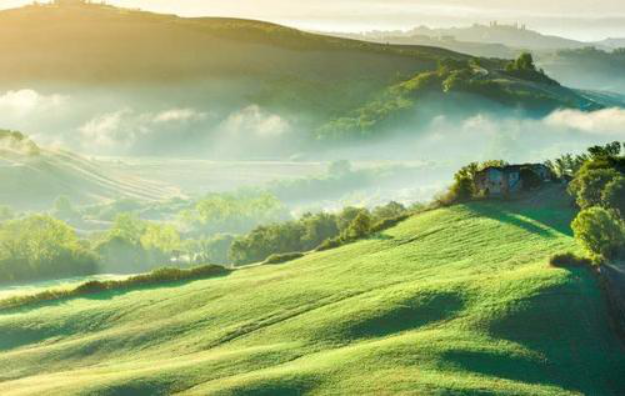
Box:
[0, 190, 623, 395]
[0, 145, 180, 210]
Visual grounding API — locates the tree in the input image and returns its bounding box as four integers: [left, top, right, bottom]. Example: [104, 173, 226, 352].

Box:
[602, 176, 625, 219]
[445, 162, 479, 203]
[186, 191, 288, 236]
[506, 52, 536, 72]
[588, 141, 622, 159]
[95, 235, 148, 274]
[185, 234, 236, 265]
[109, 213, 147, 245]
[344, 212, 372, 241]
[0, 215, 97, 282]
[572, 207, 625, 261]
[546, 153, 588, 179]
[373, 201, 406, 220]
[300, 212, 340, 250]
[569, 168, 620, 209]
[515, 52, 536, 71]
[140, 224, 181, 255]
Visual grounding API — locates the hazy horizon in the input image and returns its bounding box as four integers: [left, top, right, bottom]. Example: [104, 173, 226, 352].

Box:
[3, 0, 625, 41]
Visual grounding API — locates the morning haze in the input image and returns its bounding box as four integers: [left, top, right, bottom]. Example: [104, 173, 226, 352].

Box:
[4, 0, 625, 39]
[0, 0, 623, 395]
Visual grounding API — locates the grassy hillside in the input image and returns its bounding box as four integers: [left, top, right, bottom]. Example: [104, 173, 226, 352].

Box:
[0, 144, 179, 210]
[0, 3, 453, 85]
[317, 58, 605, 139]
[0, 2, 459, 123]
[0, 188, 623, 395]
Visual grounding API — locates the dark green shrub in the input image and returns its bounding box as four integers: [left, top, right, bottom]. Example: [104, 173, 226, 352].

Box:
[263, 252, 305, 265]
[370, 214, 410, 234]
[74, 280, 108, 294]
[316, 237, 343, 252]
[572, 207, 625, 261]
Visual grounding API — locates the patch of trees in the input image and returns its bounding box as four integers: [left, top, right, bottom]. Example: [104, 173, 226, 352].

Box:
[0, 215, 97, 284]
[567, 142, 625, 263]
[178, 191, 289, 237]
[504, 52, 559, 85]
[94, 213, 182, 274]
[182, 234, 236, 266]
[230, 202, 411, 266]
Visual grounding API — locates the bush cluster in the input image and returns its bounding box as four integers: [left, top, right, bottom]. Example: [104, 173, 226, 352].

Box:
[262, 252, 305, 265]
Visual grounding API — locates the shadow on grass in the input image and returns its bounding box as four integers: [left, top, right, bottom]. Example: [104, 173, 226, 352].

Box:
[465, 201, 574, 238]
[339, 291, 466, 340]
[469, 266, 625, 395]
[212, 373, 322, 396]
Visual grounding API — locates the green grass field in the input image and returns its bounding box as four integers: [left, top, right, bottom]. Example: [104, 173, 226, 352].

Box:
[0, 191, 623, 395]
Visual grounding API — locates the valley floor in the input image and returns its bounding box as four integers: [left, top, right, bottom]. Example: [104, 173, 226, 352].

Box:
[0, 194, 623, 395]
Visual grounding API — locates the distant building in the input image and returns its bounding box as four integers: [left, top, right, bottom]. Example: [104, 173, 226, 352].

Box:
[474, 164, 552, 197]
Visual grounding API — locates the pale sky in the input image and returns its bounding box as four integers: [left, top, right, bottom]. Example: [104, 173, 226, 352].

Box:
[3, 0, 625, 40]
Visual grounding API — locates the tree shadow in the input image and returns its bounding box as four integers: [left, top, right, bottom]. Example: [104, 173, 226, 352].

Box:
[466, 197, 577, 238]
[466, 202, 557, 238]
[215, 373, 321, 396]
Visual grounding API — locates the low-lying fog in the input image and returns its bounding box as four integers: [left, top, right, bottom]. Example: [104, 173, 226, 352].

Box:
[1, 85, 624, 213]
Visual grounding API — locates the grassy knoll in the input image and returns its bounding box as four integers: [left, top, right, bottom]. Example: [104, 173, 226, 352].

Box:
[0, 192, 623, 395]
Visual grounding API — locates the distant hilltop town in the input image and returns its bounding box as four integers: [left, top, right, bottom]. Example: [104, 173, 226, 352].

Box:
[486, 21, 528, 30]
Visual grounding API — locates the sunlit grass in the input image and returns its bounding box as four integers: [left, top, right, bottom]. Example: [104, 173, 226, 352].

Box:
[0, 194, 622, 395]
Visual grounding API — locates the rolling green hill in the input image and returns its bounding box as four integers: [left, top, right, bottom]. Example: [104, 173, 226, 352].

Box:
[0, 187, 623, 395]
[0, 139, 179, 210]
[0, 1, 616, 143]
[0, 2, 458, 123]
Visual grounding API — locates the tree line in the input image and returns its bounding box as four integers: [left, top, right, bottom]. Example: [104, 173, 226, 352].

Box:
[228, 203, 411, 266]
[0, 191, 415, 284]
